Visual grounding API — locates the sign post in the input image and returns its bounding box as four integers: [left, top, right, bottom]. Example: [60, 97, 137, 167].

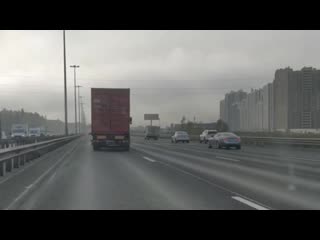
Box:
[144, 114, 160, 127]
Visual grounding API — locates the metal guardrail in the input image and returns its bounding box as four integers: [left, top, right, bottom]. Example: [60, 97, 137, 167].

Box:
[240, 136, 320, 147]
[131, 132, 199, 140]
[0, 135, 79, 177]
[130, 132, 320, 147]
[0, 135, 72, 149]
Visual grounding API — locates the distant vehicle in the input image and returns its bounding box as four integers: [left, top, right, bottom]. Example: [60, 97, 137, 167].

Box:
[11, 124, 28, 138]
[199, 129, 218, 144]
[171, 131, 190, 143]
[145, 126, 160, 140]
[1, 131, 8, 140]
[208, 132, 241, 150]
[28, 128, 41, 137]
[91, 88, 131, 151]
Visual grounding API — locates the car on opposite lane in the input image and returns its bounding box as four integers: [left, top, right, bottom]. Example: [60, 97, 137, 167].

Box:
[171, 131, 190, 143]
[199, 129, 218, 144]
[208, 132, 241, 150]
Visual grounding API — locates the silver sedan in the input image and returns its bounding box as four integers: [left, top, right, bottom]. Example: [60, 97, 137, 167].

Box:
[171, 131, 190, 143]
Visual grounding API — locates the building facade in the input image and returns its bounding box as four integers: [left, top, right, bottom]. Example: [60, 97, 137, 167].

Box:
[220, 66, 320, 132]
[219, 99, 225, 121]
[223, 90, 247, 131]
[273, 67, 320, 131]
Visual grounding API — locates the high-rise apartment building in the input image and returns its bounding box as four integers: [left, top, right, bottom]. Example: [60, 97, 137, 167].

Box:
[273, 67, 320, 130]
[219, 66, 320, 132]
[223, 90, 247, 131]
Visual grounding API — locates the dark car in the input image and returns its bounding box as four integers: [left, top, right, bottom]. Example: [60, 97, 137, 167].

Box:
[208, 132, 241, 150]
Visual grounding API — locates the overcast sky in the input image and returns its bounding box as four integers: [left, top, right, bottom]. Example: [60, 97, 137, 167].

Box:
[0, 30, 320, 127]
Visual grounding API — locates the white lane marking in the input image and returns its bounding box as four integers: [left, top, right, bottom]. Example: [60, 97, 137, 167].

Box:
[216, 156, 240, 162]
[0, 158, 43, 185]
[232, 196, 269, 210]
[5, 142, 79, 210]
[25, 184, 33, 189]
[132, 145, 273, 210]
[0, 139, 81, 185]
[48, 172, 57, 183]
[288, 156, 320, 162]
[143, 156, 156, 163]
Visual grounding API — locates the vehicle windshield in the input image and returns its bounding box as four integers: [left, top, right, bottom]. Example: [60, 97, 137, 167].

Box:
[12, 129, 25, 133]
[176, 132, 188, 135]
[220, 133, 237, 137]
[1, 30, 320, 210]
[208, 131, 217, 134]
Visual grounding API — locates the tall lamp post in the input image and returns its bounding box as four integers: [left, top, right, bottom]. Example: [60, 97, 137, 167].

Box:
[80, 100, 85, 134]
[63, 30, 68, 136]
[70, 65, 80, 134]
[76, 86, 82, 134]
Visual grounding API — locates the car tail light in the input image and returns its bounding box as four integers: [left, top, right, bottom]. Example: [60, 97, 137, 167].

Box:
[223, 138, 229, 142]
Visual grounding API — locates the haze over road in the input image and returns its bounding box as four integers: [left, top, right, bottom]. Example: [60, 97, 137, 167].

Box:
[1, 136, 320, 210]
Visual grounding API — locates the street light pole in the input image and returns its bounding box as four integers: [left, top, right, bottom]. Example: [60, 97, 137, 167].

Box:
[79, 96, 84, 134]
[70, 65, 80, 134]
[79, 95, 82, 133]
[63, 30, 68, 136]
[77, 86, 83, 133]
[80, 100, 85, 133]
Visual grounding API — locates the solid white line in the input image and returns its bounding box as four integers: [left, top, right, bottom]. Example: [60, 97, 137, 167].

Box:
[216, 156, 240, 162]
[143, 156, 156, 163]
[0, 158, 42, 185]
[5, 141, 79, 210]
[232, 196, 269, 210]
[48, 172, 57, 183]
[132, 145, 273, 210]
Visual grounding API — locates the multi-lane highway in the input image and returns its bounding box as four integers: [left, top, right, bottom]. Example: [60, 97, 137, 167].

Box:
[1, 136, 320, 210]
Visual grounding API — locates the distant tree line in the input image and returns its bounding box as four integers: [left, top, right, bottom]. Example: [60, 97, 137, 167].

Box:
[0, 108, 47, 134]
[173, 116, 229, 135]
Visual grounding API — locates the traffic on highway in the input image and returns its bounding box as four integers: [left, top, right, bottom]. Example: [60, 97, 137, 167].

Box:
[1, 30, 320, 210]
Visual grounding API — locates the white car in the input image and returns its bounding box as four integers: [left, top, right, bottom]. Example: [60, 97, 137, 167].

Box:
[199, 130, 217, 144]
[1, 131, 8, 140]
[171, 131, 190, 143]
[28, 128, 41, 137]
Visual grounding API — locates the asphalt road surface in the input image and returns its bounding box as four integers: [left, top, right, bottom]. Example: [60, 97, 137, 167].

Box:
[1, 136, 320, 210]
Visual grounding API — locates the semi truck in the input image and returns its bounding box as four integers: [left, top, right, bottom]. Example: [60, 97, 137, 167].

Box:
[145, 126, 160, 140]
[91, 88, 131, 151]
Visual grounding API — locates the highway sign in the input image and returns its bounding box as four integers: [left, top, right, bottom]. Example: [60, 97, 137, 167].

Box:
[144, 114, 159, 120]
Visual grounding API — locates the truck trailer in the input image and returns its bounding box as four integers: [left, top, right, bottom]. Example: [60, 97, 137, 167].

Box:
[11, 124, 28, 138]
[145, 126, 160, 140]
[91, 88, 131, 151]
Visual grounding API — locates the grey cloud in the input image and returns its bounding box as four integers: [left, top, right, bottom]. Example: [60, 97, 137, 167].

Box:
[1, 30, 320, 127]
